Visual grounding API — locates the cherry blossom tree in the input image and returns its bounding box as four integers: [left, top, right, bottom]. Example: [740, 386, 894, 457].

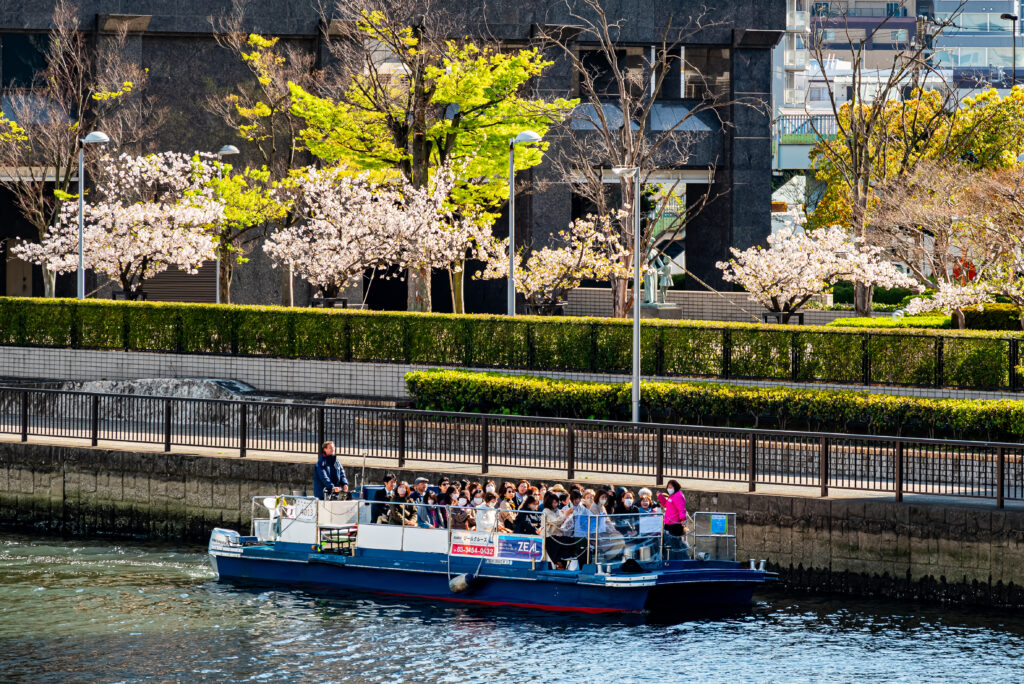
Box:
[12, 152, 221, 300]
[717, 220, 919, 323]
[479, 211, 631, 315]
[265, 164, 494, 304]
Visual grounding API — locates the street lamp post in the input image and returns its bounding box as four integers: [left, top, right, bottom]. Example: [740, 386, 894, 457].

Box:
[214, 144, 240, 305]
[1002, 13, 1019, 88]
[507, 130, 542, 316]
[612, 166, 642, 423]
[77, 131, 110, 300]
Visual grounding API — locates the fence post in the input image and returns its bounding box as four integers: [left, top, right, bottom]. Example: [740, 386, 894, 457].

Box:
[20, 390, 28, 442]
[656, 427, 665, 485]
[935, 337, 944, 388]
[239, 403, 247, 458]
[316, 406, 325, 453]
[861, 335, 871, 385]
[481, 418, 489, 475]
[747, 433, 757, 492]
[997, 447, 1005, 509]
[90, 394, 99, 447]
[819, 436, 829, 497]
[894, 440, 903, 502]
[163, 400, 172, 452]
[567, 424, 575, 480]
[397, 413, 406, 468]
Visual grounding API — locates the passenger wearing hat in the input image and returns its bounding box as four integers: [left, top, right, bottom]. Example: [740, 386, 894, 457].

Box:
[410, 477, 432, 528]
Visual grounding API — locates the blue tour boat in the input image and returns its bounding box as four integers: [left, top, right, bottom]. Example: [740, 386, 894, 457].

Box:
[208, 495, 775, 614]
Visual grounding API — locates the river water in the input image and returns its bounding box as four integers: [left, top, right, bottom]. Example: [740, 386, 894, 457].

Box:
[1, 534, 1022, 683]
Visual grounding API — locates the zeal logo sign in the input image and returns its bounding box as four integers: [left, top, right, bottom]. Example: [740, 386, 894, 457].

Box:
[450, 531, 542, 561]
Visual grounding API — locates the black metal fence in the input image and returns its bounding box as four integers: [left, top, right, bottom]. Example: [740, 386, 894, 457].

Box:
[1, 387, 1022, 507]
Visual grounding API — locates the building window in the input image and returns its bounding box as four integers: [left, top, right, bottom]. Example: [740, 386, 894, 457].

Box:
[889, 29, 908, 43]
[812, 2, 831, 17]
[959, 13, 990, 32]
[1, 33, 49, 88]
[683, 47, 730, 100]
[885, 3, 902, 17]
[821, 29, 837, 41]
[578, 46, 646, 99]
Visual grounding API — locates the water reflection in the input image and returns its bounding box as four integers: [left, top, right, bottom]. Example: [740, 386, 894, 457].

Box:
[2, 534, 1023, 683]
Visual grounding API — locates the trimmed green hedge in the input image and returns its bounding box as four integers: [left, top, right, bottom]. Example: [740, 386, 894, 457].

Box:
[405, 369, 1024, 442]
[0, 297, 1021, 390]
[963, 304, 1023, 331]
[826, 314, 951, 329]
[831, 281, 918, 306]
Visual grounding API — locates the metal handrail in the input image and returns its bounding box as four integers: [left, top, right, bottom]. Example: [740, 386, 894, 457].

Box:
[2, 385, 1021, 449]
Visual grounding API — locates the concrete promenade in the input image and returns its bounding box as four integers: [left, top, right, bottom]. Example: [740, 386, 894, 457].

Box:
[2, 432, 1023, 608]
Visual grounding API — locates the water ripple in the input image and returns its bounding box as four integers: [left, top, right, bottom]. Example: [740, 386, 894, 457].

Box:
[0, 534, 1022, 683]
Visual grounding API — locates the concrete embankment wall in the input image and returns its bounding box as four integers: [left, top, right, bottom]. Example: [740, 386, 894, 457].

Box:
[2, 441, 1022, 608]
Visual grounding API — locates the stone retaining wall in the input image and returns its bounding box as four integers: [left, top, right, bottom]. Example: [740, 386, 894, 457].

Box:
[1, 441, 1021, 608]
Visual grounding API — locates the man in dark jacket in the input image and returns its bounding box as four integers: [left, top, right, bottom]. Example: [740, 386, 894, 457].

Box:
[314, 441, 348, 500]
[371, 474, 397, 522]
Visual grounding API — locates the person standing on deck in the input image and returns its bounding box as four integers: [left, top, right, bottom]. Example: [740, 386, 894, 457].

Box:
[314, 441, 348, 500]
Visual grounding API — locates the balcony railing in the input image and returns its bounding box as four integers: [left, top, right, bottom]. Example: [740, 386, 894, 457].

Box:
[787, 10, 810, 31]
[784, 49, 809, 68]
[784, 88, 806, 106]
[775, 113, 839, 142]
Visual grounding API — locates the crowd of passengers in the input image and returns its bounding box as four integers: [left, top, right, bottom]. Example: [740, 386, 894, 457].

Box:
[369, 474, 689, 567]
[314, 441, 689, 567]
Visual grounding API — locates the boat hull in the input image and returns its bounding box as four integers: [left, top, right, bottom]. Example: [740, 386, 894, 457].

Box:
[210, 549, 764, 614]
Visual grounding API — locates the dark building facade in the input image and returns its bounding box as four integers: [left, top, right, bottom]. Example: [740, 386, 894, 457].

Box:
[0, 1, 783, 310]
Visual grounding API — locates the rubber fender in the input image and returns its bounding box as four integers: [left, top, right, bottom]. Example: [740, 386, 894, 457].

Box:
[448, 573, 475, 593]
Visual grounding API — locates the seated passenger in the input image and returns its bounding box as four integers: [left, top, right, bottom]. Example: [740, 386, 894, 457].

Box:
[613, 489, 640, 536]
[424, 491, 446, 528]
[449, 493, 475, 530]
[498, 485, 518, 530]
[387, 481, 417, 526]
[541, 492, 574, 567]
[638, 491, 656, 513]
[410, 477, 432, 528]
[475, 492, 499, 533]
[514, 479, 530, 507]
[371, 474, 396, 523]
[513, 496, 541, 535]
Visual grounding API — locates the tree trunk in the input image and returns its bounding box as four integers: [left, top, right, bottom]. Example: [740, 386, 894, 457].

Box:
[854, 281, 873, 317]
[952, 308, 966, 330]
[611, 277, 630, 319]
[280, 266, 293, 307]
[42, 269, 57, 298]
[451, 268, 465, 315]
[407, 266, 431, 312]
[221, 258, 233, 305]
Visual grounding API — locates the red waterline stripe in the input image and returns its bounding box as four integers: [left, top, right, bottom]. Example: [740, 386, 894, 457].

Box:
[374, 590, 635, 614]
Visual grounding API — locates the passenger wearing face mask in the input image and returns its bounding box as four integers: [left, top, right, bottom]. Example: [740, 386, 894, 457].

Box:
[657, 480, 688, 558]
[387, 481, 417, 526]
[475, 492, 499, 533]
[449, 494, 475, 530]
[613, 489, 640, 536]
[512, 495, 541, 535]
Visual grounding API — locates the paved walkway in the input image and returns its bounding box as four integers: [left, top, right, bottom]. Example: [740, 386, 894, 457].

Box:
[4, 432, 1020, 511]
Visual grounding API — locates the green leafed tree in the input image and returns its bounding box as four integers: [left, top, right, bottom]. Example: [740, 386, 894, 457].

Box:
[289, 1, 575, 312]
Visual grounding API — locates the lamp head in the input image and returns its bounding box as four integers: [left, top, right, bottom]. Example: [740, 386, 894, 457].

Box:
[512, 130, 542, 145]
[217, 144, 240, 157]
[1001, 13, 1019, 21]
[611, 166, 639, 179]
[81, 131, 110, 145]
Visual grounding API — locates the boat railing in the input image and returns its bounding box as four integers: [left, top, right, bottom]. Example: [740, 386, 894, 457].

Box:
[691, 511, 737, 561]
[250, 495, 319, 543]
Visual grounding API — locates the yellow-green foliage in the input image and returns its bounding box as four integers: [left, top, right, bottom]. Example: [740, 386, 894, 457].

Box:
[405, 369, 1024, 442]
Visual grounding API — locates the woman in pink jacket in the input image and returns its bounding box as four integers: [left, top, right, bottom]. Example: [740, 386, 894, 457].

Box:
[656, 480, 687, 537]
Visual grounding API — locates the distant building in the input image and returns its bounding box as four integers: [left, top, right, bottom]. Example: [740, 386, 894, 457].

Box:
[1, 1, 784, 306]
